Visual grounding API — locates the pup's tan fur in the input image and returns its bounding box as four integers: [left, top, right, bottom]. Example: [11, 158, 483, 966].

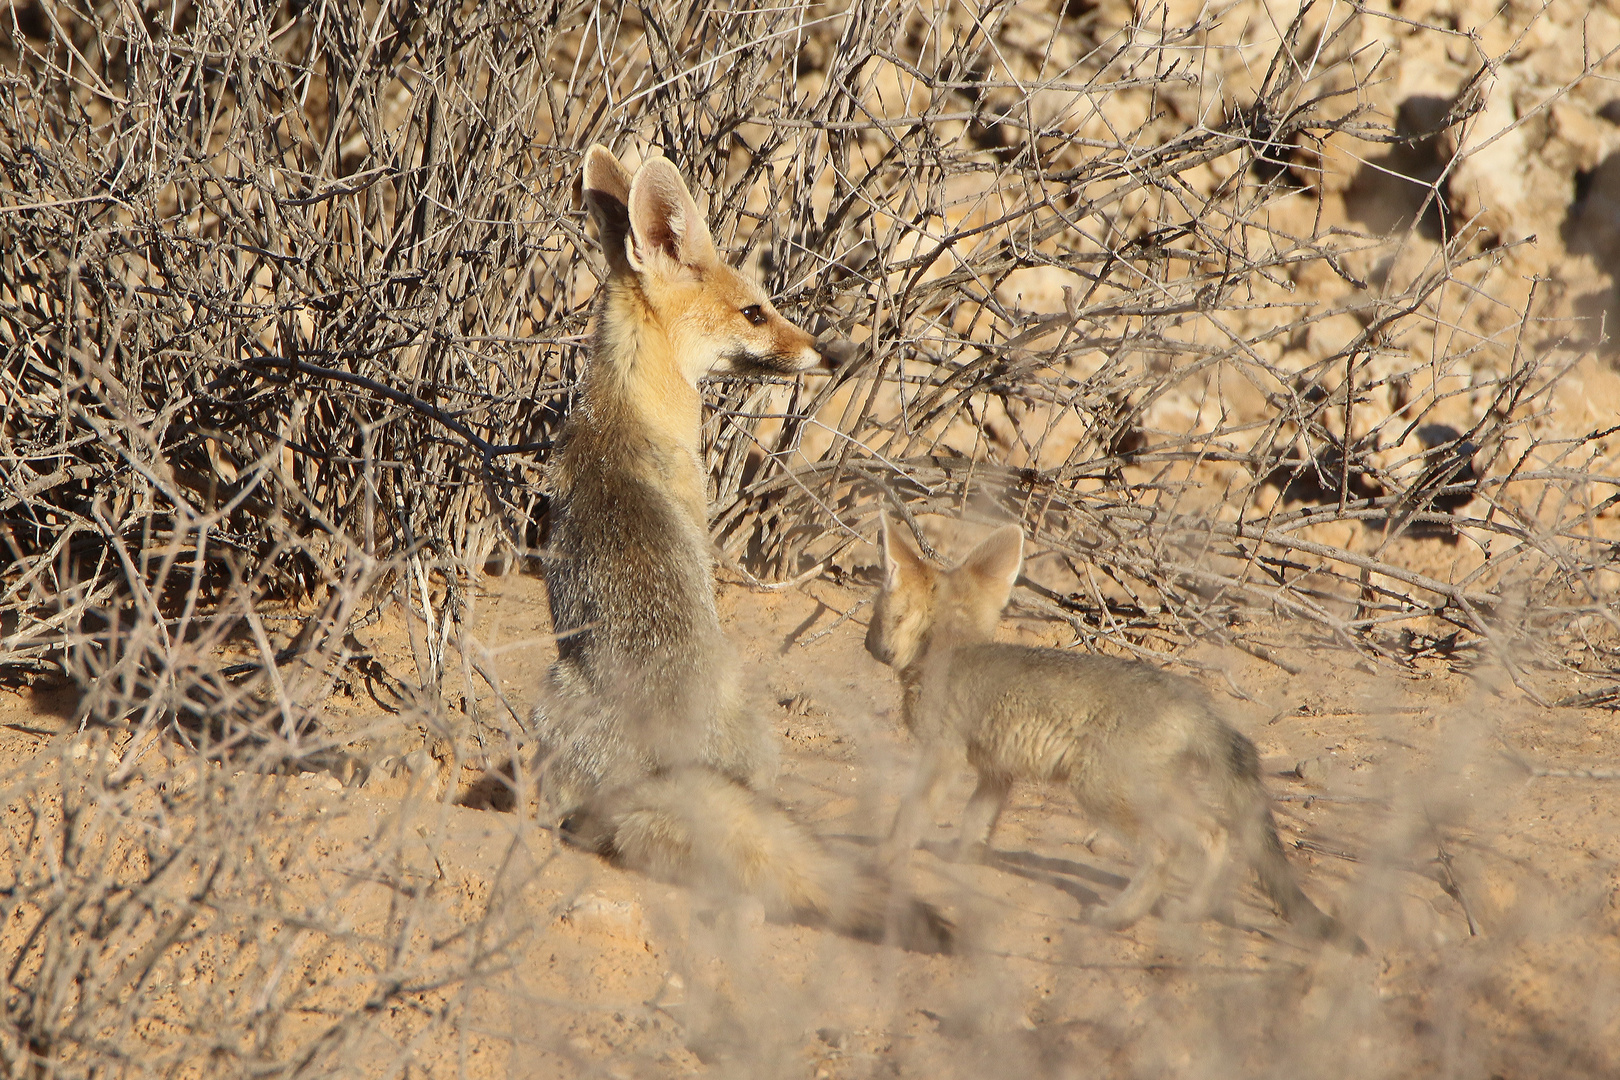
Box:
[867, 518, 1356, 946]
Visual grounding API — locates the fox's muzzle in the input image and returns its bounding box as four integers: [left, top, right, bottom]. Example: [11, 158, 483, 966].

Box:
[813, 336, 858, 371]
[864, 615, 894, 666]
[720, 344, 826, 375]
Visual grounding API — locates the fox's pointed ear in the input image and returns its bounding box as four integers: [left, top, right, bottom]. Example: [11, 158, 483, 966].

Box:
[878, 514, 928, 592]
[626, 156, 717, 277]
[582, 145, 634, 271]
[961, 524, 1023, 606]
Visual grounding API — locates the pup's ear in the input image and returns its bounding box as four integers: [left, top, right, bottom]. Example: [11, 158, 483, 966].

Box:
[879, 514, 930, 593]
[960, 524, 1024, 607]
[626, 156, 717, 278]
[582, 145, 635, 271]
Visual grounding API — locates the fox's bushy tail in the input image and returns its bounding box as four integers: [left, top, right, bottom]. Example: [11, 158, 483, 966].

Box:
[1207, 724, 1365, 951]
[561, 768, 954, 954]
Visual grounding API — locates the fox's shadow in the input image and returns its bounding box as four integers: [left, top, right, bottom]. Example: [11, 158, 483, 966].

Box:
[975, 846, 1123, 909]
[938, 845, 1279, 941]
[834, 833, 1124, 910]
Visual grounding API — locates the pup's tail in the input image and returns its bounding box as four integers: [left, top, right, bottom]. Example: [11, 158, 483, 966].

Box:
[562, 768, 954, 954]
[1212, 726, 1366, 952]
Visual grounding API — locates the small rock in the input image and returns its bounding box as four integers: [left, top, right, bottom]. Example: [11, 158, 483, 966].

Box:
[361, 749, 445, 800]
[1295, 757, 1328, 783]
[563, 895, 646, 943]
[779, 692, 814, 716]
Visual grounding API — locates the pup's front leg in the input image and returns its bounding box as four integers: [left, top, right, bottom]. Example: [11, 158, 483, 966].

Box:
[952, 772, 1011, 863]
[880, 744, 954, 867]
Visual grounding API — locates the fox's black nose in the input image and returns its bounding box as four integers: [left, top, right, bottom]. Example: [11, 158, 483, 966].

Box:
[814, 336, 858, 371]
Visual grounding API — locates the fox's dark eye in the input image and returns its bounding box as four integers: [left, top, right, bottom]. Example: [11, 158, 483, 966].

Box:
[740, 304, 767, 326]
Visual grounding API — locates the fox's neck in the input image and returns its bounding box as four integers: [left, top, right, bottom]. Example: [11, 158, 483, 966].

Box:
[577, 278, 709, 525]
[895, 605, 1003, 718]
[589, 279, 703, 446]
[895, 630, 965, 730]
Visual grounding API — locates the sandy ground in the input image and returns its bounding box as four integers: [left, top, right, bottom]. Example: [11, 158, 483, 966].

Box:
[4, 1, 1620, 1074]
[9, 558, 1607, 1077]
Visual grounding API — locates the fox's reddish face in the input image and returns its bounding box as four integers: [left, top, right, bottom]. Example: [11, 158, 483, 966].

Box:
[651, 259, 823, 384]
[582, 145, 825, 387]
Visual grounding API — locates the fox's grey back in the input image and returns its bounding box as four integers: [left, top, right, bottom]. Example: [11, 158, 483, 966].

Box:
[929, 645, 1226, 779]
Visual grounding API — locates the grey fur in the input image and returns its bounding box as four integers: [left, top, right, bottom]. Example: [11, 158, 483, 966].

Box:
[534, 430, 773, 809]
[563, 768, 952, 953]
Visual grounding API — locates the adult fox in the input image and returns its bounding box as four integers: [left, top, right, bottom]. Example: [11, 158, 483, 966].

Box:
[534, 145, 949, 952]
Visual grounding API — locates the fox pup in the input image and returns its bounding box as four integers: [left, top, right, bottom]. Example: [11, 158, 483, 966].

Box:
[866, 518, 1354, 945]
[533, 147, 949, 952]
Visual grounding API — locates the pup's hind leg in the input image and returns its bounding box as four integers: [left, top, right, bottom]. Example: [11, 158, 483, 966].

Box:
[1171, 820, 1235, 924]
[1089, 831, 1172, 929]
[1083, 776, 1199, 929]
[953, 772, 1011, 863]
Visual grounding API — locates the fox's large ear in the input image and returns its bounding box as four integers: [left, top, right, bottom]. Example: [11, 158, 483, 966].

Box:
[878, 514, 929, 593]
[582, 145, 634, 271]
[626, 156, 717, 277]
[961, 523, 1023, 606]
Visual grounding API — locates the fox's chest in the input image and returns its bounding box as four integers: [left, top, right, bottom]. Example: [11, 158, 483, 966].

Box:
[649, 442, 709, 535]
[556, 430, 707, 529]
